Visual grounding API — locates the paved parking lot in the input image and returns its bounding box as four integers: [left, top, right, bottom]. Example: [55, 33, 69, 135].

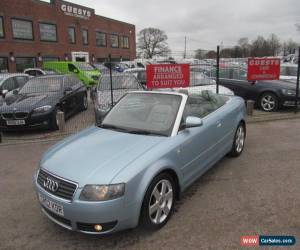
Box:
[0, 119, 299, 250]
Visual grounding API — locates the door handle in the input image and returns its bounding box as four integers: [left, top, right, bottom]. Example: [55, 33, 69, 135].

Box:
[217, 121, 222, 128]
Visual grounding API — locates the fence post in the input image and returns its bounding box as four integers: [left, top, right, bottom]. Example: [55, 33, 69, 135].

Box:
[108, 54, 114, 108]
[57, 111, 65, 133]
[295, 47, 300, 113]
[216, 45, 220, 94]
[246, 100, 255, 116]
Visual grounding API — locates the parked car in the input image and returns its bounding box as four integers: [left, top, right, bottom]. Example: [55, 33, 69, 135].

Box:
[92, 63, 110, 74]
[24, 68, 57, 77]
[0, 74, 87, 130]
[280, 64, 298, 81]
[0, 73, 29, 97]
[43, 61, 101, 87]
[131, 69, 233, 95]
[205, 67, 300, 112]
[92, 73, 144, 123]
[33, 90, 246, 234]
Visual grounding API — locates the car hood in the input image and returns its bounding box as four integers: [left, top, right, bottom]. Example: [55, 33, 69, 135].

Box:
[259, 79, 297, 89]
[41, 126, 164, 187]
[0, 92, 58, 111]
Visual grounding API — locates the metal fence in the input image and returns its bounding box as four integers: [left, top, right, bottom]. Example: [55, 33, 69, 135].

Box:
[1, 48, 300, 144]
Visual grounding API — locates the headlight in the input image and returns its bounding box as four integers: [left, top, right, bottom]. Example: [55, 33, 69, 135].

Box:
[282, 89, 296, 96]
[33, 105, 52, 113]
[79, 184, 125, 201]
[95, 95, 111, 111]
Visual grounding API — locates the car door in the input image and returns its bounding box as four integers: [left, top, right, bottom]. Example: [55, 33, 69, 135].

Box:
[61, 76, 78, 115]
[177, 95, 228, 187]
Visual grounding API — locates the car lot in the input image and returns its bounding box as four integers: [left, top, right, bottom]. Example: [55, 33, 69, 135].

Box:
[0, 119, 299, 250]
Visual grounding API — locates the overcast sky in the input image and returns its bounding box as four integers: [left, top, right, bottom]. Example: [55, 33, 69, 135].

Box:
[66, 0, 300, 53]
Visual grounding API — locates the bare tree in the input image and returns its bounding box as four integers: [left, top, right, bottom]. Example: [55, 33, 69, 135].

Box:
[238, 37, 250, 57]
[268, 33, 281, 56]
[194, 49, 207, 59]
[283, 39, 298, 55]
[137, 28, 171, 59]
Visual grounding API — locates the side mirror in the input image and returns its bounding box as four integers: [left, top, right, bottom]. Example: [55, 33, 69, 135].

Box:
[64, 87, 72, 95]
[2, 89, 8, 96]
[183, 116, 203, 129]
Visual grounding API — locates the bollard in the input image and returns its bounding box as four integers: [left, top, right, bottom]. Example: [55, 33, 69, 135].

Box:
[246, 100, 255, 116]
[57, 111, 65, 133]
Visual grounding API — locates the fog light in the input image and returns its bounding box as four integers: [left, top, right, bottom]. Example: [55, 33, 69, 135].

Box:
[94, 224, 102, 231]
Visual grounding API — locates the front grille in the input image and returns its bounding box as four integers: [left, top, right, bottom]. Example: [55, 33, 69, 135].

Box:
[15, 112, 28, 119]
[42, 206, 72, 227]
[77, 221, 117, 232]
[37, 169, 77, 201]
[2, 113, 14, 120]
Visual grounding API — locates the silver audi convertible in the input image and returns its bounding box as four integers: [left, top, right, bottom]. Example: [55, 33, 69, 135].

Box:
[33, 90, 246, 234]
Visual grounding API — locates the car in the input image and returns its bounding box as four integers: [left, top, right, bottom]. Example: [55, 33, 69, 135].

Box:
[280, 64, 298, 81]
[92, 73, 144, 123]
[91, 63, 110, 74]
[43, 61, 101, 87]
[0, 73, 29, 97]
[205, 67, 300, 112]
[24, 68, 57, 77]
[33, 90, 246, 234]
[0, 74, 88, 130]
[132, 69, 234, 95]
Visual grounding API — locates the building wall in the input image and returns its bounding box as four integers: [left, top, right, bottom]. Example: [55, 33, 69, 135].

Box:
[0, 0, 136, 72]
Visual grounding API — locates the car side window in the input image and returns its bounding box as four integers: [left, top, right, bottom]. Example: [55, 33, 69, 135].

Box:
[26, 70, 36, 76]
[2, 77, 17, 91]
[68, 64, 77, 73]
[36, 70, 43, 76]
[183, 91, 226, 120]
[15, 76, 29, 88]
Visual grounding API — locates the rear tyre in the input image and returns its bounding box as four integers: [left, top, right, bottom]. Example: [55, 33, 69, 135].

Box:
[229, 122, 245, 157]
[259, 92, 278, 112]
[141, 173, 175, 231]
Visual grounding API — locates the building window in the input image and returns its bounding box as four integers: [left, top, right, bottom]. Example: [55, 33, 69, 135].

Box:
[96, 32, 106, 47]
[0, 57, 8, 73]
[12, 18, 33, 40]
[82, 29, 88, 45]
[15, 57, 36, 72]
[123, 36, 129, 49]
[0, 17, 4, 38]
[39, 23, 57, 42]
[68, 27, 76, 44]
[110, 34, 119, 48]
[43, 56, 60, 62]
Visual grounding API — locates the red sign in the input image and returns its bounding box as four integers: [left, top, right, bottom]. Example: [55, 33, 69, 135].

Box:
[240, 236, 259, 247]
[146, 64, 190, 89]
[247, 58, 280, 81]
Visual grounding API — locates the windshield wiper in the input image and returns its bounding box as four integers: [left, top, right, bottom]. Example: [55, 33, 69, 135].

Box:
[98, 124, 128, 132]
[126, 129, 167, 137]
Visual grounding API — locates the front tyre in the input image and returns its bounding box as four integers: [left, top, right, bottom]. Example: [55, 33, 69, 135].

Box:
[229, 123, 245, 157]
[259, 92, 278, 112]
[49, 107, 60, 130]
[141, 173, 175, 230]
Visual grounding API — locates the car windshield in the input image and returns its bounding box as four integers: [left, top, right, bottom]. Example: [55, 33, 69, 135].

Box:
[190, 72, 215, 86]
[100, 93, 182, 136]
[75, 63, 95, 71]
[98, 75, 140, 90]
[20, 77, 62, 94]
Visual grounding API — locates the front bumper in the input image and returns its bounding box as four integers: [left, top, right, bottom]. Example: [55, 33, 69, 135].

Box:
[33, 172, 139, 234]
[0, 112, 52, 131]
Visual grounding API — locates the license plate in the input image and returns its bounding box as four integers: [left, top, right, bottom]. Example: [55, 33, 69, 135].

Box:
[6, 120, 25, 126]
[38, 193, 64, 216]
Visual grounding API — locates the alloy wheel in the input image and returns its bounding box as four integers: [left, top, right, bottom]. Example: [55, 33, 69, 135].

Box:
[148, 179, 173, 224]
[261, 95, 276, 111]
[235, 126, 245, 153]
